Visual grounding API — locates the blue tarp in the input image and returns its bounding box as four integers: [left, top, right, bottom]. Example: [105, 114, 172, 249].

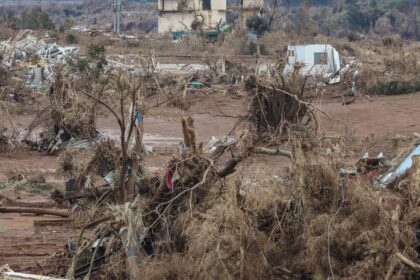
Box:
[247, 33, 258, 41]
[378, 145, 420, 186]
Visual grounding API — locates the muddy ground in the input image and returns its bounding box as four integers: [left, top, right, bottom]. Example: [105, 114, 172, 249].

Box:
[1, 89, 420, 274]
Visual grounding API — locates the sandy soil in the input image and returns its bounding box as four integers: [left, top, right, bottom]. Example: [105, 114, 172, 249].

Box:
[318, 94, 420, 137]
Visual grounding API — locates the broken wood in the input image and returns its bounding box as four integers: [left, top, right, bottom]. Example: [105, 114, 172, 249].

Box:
[396, 252, 420, 271]
[253, 147, 292, 159]
[33, 219, 72, 226]
[64, 191, 87, 200]
[1, 271, 67, 280]
[217, 158, 241, 178]
[0, 207, 70, 218]
[1, 197, 55, 209]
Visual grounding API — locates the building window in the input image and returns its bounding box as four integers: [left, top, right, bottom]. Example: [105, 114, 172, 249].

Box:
[287, 50, 295, 57]
[314, 52, 327, 65]
[202, 0, 211, 10]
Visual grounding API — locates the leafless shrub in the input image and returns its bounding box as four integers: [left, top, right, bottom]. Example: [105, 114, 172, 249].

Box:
[347, 31, 359, 42]
[381, 34, 402, 48]
[245, 73, 317, 142]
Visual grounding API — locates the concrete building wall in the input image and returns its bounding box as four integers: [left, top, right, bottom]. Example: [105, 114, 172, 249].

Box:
[158, 10, 226, 33]
[159, 0, 226, 12]
[238, 0, 263, 29]
[210, 0, 226, 10]
[242, 0, 263, 9]
[158, 0, 227, 33]
[158, 0, 178, 11]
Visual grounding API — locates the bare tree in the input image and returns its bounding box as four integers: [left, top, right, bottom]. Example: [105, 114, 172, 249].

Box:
[81, 71, 144, 203]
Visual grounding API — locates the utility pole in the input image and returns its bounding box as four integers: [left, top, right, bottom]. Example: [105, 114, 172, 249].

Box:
[113, 0, 122, 33]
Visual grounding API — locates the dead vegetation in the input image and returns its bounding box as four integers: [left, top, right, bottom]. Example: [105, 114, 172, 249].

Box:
[38, 123, 420, 280]
[2, 27, 420, 280]
[245, 72, 317, 142]
[27, 65, 418, 279]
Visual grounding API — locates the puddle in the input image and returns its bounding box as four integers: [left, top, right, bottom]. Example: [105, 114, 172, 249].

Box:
[99, 129, 182, 147]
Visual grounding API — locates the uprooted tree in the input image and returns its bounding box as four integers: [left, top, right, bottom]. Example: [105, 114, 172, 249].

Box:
[245, 72, 318, 143]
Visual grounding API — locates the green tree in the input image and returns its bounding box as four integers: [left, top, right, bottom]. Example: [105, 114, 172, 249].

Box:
[246, 15, 269, 35]
[370, 0, 378, 8]
[76, 57, 89, 72]
[345, 1, 368, 31]
[59, 19, 73, 33]
[87, 43, 107, 75]
[20, 7, 55, 30]
[65, 32, 78, 44]
[4, 10, 20, 29]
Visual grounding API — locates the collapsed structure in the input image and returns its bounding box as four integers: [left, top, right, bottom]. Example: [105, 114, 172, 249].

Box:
[0, 32, 78, 86]
[283, 44, 341, 79]
[238, 0, 264, 29]
[158, 0, 227, 33]
[158, 0, 264, 34]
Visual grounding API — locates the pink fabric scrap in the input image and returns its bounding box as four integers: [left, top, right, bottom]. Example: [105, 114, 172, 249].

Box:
[165, 167, 174, 191]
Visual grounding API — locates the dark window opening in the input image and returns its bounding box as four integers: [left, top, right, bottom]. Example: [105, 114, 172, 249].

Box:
[314, 52, 327, 65]
[202, 0, 211, 10]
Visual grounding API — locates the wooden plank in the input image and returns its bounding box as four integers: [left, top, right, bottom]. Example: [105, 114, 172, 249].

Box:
[0, 207, 70, 218]
[2, 271, 67, 280]
[1, 198, 55, 209]
[33, 219, 72, 226]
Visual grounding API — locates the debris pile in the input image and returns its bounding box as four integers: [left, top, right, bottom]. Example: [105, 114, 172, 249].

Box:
[23, 67, 102, 154]
[0, 32, 79, 86]
[0, 124, 16, 153]
[1, 34, 420, 280]
[27, 127, 419, 280]
[36, 115, 247, 279]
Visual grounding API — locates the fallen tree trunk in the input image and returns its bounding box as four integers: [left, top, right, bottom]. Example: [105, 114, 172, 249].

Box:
[253, 147, 292, 159]
[0, 207, 70, 218]
[33, 219, 73, 226]
[1, 197, 56, 208]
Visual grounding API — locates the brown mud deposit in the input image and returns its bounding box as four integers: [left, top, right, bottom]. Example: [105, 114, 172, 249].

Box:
[0, 193, 77, 273]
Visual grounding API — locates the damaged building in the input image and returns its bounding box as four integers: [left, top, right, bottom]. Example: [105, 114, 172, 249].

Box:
[239, 0, 264, 29]
[158, 0, 227, 33]
[283, 44, 341, 77]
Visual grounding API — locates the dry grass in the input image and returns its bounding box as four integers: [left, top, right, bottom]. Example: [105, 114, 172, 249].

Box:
[149, 133, 419, 279]
[27, 30, 420, 280]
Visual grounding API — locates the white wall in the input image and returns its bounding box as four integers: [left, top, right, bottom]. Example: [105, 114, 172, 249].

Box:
[158, 0, 178, 11]
[159, 0, 226, 11]
[283, 44, 341, 76]
[211, 0, 227, 10]
[242, 0, 263, 9]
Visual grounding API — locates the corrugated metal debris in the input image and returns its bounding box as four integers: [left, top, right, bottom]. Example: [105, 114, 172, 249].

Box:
[0, 32, 79, 86]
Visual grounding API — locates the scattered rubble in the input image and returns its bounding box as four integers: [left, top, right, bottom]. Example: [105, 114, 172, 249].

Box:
[0, 31, 79, 86]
